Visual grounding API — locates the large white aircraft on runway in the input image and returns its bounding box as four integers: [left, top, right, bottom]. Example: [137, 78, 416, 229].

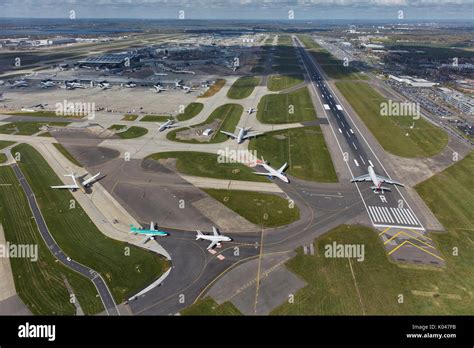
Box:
[9, 80, 28, 88]
[157, 119, 177, 132]
[253, 159, 289, 183]
[153, 84, 167, 93]
[246, 107, 257, 115]
[196, 227, 231, 249]
[351, 166, 404, 193]
[220, 126, 263, 144]
[51, 172, 101, 193]
[65, 81, 85, 90]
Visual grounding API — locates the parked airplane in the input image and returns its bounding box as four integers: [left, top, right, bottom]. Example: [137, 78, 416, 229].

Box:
[253, 159, 289, 183]
[246, 107, 257, 115]
[125, 81, 136, 88]
[220, 126, 263, 144]
[196, 227, 231, 249]
[152, 84, 167, 93]
[51, 172, 101, 193]
[40, 80, 55, 88]
[174, 79, 183, 88]
[351, 166, 404, 193]
[9, 80, 28, 88]
[130, 221, 168, 243]
[96, 81, 111, 89]
[65, 80, 85, 89]
[181, 85, 193, 93]
[157, 119, 177, 132]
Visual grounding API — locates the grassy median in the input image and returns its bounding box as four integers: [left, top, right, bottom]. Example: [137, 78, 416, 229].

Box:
[12, 144, 169, 303]
[227, 76, 260, 99]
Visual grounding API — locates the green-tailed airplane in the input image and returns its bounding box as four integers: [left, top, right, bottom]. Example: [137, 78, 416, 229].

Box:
[130, 221, 168, 243]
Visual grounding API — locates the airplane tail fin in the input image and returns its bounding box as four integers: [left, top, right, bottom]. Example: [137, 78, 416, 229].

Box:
[196, 230, 203, 240]
[150, 221, 155, 231]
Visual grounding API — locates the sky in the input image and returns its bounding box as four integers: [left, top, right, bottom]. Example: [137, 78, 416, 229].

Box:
[0, 0, 473, 20]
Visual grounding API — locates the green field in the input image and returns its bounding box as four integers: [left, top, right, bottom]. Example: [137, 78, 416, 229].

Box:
[147, 152, 267, 182]
[0, 153, 7, 163]
[121, 114, 139, 121]
[267, 74, 304, 91]
[0, 141, 15, 150]
[249, 126, 337, 182]
[204, 189, 300, 228]
[181, 297, 242, 315]
[0, 122, 70, 136]
[167, 104, 243, 144]
[12, 144, 169, 303]
[139, 115, 170, 122]
[53, 143, 83, 167]
[116, 126, 148, 139]
[108, 124, 127, 131]
[0, 166, 104, 315]
[416, 151, 474, 233]
[251, 66, 265, 73]
[336, 81, 448, 157]
[298, 35, 367, 80]
[272, 64, 303, 74]
[227, 76, 260, 99]
[176, 102, 204, 121]
[199, 79, 226, 98]
[257, 87, 316, 124]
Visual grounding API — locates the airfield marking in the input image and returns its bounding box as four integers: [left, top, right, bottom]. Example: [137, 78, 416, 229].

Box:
[379, 226, 391, 236]
[347, 258, 365, 315]
[253, 228, 265, 314]
[384, 231, 435, 249]
[387, 240, 444, 261]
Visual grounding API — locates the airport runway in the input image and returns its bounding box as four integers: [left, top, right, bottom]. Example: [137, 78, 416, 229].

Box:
[11, 163, 119, 315]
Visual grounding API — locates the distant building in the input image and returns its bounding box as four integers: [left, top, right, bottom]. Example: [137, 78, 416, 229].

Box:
[47, 38, 76, 45]
[78, 54, 138, 68]
[389, 75, 438, 88]
[437, 87, 474, 115]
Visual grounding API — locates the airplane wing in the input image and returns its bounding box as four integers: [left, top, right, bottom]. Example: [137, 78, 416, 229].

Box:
[207, 240, 218, 249]
[376, 175, 404, 186]
[220, 130, 237, 138]
[51, 184, 78, 189]
[212, 226, 219, 236]
[82, 172, 100, 186]
[350, 174, 372, 182]
[277, 163, 288, 173]
[243, 132, 264, 139]
[253, 171, 271, 176]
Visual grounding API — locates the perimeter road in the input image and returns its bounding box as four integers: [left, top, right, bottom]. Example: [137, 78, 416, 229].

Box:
[11, 163, 119, 316]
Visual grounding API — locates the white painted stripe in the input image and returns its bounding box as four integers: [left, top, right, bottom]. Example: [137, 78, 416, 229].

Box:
[350, 129, 354, 134]
[401, 209, 416, 225]
[374, 207, 385, 222]
[359, 156, 366, 165]
[390, 208, 402, 224]
[398, 209, 412, 224]
[396, 209, 409, 224]
[377, 206, 390, 223]
[381, 207, 394, 223]
[353, 159, 359, 167]
[352, 142, 357, 150]
[373, 223, 425, 231]
[336, 105, 343, 110]
[324, 104, 330, 110]
[368, 206, 380, 222]
[338, 128, 342, 133]
[368, 160, 374, 167]
[405, 209, 418, 225]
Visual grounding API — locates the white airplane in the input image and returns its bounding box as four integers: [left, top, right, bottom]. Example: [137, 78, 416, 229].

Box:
[220, 126, 263, 144]
[174, 80, 183, 88]
[196, 227, 232, 249]
[152, 84, 167, 93]
[125, 82, 136, 88]
[351, 166, 404, 193]
[65, 81, 85, 89]
[40, 80, 55, 88]
[246, 107, 257, 115]
[157, 119, 177, 132]
[253, 159, 289, 183]
[51, 172, 101, 193]
[97, 81, 111, 90]
[9, 80, 28, 88]
[181, 85, 193, 93]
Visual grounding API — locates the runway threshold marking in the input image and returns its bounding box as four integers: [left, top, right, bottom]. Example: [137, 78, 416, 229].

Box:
[387, 240, 444, 261]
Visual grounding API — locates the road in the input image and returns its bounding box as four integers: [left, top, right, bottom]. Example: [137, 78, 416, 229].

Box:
[11, 163, 119, 316]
